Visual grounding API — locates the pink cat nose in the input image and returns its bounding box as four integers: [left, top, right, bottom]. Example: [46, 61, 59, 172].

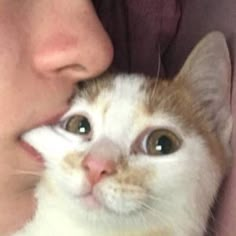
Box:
[82, 155, 117, 186]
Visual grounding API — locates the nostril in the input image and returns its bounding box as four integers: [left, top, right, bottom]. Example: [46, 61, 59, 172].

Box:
[48, 64, 88, 81]
[83, 161, 90, 172]
[82, 155, 117, 185]
[100, 169, 114, 177]
[56, 64, 87, 76]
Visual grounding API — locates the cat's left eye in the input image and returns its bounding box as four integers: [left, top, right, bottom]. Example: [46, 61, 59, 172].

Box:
[144, 129, 181, 156]
[64, 115, 91, 135]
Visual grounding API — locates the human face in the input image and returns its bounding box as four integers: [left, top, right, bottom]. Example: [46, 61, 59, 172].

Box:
[0, 0, 113, 234]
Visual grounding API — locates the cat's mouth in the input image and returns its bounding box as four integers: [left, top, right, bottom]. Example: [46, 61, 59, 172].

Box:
[77, 183, 148, 217]
[80, 193, 102, 209]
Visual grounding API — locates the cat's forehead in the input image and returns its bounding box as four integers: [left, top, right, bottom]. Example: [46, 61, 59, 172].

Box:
[77, 74, 148, 106]
[73, 74, 148, 118]
[74, 73, 197, 129]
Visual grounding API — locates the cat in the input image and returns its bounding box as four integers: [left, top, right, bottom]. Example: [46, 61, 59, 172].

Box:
[13, 31, 232, 236]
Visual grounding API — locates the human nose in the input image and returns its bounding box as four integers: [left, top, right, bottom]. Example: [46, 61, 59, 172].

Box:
[30, 1, 113, 81]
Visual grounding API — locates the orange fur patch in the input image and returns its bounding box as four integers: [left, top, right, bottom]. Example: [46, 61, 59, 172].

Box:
[62, 152, 85, 171]
[143, 76, 227, 175]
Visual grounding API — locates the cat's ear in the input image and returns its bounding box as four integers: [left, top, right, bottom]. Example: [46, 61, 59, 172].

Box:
[177, 31, 232, 149]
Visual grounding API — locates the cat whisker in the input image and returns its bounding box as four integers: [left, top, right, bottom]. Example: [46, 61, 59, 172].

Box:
[13, 169, 42, 177]
[139, 202, 158, 221]
[150, 43, 161, 101]
[136, 200, 172, 228]
[146, 194, 175, 209]
[156, 43, 161, 80]
[140, 211, 152, 231]
[146, 194, 207, 233]
[203, 203, 219, 236]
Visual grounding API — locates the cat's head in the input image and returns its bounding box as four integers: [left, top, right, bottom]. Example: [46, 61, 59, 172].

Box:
[22, 32, 232, 234]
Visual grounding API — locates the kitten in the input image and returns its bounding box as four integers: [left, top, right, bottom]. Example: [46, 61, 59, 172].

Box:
[13, 31, 232, 236]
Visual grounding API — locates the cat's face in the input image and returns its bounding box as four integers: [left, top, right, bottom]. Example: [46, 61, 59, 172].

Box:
[22, 32, 232, 234]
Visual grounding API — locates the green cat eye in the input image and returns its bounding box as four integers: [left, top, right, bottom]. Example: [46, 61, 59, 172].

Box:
[65, 115, 91, 135]
[146, 129, 181, 156]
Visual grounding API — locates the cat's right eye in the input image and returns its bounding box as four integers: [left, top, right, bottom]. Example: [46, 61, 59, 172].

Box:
[64, 115, 91, 135]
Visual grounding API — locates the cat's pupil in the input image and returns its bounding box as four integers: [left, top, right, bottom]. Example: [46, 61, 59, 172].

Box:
[155, 135, 173, 154]
[78, 118, 90, 134]
[146, 129, 181, 156]
[65, 115, 91, 135]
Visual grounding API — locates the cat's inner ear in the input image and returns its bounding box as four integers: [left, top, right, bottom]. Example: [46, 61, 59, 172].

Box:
[177, 31, 232, 149]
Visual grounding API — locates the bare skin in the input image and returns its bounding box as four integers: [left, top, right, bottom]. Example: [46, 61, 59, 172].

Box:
[0, 0, 113, 235]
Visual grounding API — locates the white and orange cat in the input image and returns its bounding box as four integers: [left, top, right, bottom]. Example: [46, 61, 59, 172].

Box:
[13, 32, 232, 236]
